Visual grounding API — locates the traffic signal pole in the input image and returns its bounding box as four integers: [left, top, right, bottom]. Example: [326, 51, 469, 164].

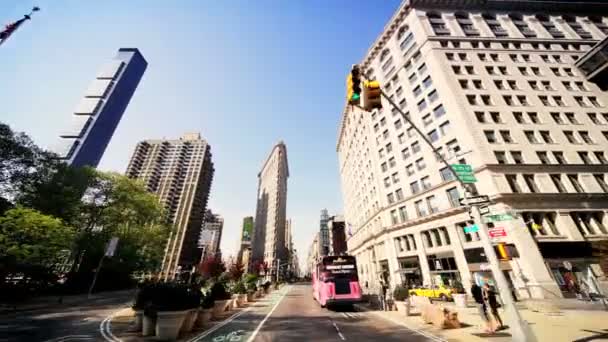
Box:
[377, 90, 536, 342]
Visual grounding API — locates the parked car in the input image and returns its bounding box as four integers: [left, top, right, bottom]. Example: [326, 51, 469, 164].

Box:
[408, 285, 454, 301]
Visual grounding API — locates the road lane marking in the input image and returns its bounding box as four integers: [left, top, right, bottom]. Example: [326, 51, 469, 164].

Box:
[100, 307, 130, 342]
[245, 286, 290, 342]
[332, 321, 346, 340]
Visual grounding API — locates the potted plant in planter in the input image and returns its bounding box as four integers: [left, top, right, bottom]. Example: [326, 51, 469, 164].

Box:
[262, 281, 271, 294]
[149, 282, 192, 340]
[393, 285, 411, 316]
[246, 282, 257, 302]
[180, 286, 202, 334]
[233, 281, 247, 307]
[195, 293, 214, 328]
[451, 281, 467, 308]
[210, 282, 231, 318]
[132, 281, 154, 332]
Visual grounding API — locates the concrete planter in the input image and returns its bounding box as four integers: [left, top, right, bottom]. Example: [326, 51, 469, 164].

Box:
[231, 295, 240, 309]
[195, 308, 212, 328]
[247, 293, 255, 302]
[156, 310, 188, 340]
[133, 310, 143, 331]
[213, 300, 230, 318]
[453, 294, 467, 308]
[142, 314, 156, 336]
[236, 294, 247, 307]
[180, 309, 197, 334]
[395, 300, 411, 316]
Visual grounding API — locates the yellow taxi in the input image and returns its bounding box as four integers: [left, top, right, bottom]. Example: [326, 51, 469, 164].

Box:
[408, 285, 454, 301]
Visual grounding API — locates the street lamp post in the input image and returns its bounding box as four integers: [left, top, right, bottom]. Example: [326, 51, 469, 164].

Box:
[377, 90, 536, 342]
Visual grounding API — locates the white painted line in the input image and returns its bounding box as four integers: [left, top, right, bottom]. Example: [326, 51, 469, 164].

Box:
[332, 321, 346, 340]
[245, 286, 290, 342]
[100, 308, 130, 342]
[368, 310, 446, 342]
[189, 307, 253, 342]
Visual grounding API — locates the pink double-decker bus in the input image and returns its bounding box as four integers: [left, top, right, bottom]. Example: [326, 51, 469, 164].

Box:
[312, 255, 362, 308]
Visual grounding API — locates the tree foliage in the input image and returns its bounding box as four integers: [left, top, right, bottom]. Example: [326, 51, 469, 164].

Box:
[228, 261, 245, 281]
[198, 256, 226, 280]
[0, 207, 74, 281]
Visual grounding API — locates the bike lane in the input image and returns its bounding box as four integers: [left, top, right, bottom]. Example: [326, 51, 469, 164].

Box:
[189, 286, 291, 342]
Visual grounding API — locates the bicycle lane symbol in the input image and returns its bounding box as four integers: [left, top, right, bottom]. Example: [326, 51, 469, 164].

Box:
[212, 330, 245, 342]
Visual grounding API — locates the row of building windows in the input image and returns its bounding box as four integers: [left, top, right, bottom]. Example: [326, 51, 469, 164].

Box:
[504, 173, 608, 194]
[428, 12, 605, 40]
[466, 93, 603, 108]
[485, 128, 602, 145]
[477, 110, 608, 126]
[494, 150, 607, 165]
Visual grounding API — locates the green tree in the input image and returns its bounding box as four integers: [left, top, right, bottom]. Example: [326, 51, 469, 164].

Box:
[0, 207, 74, 278]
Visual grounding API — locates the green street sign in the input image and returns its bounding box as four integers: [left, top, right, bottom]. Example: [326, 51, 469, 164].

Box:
[484, 213, 514, 222]
[458, 174, 477, 183]
[451, 164, 472, 173]
[464, 224, 479, 233]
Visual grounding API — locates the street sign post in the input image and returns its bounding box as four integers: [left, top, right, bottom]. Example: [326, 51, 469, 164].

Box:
[459, 195, 491, 206]
[488, 227, 507, 238]
[464, 224, 479, 234]
[451, 164, 477, 183]
[484, 213, 514, 223]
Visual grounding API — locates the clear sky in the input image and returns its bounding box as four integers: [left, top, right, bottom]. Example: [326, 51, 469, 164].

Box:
[1, 0, 400, 270]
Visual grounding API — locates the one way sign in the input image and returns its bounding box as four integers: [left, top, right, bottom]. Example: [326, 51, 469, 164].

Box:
[459, 195, 491, 206]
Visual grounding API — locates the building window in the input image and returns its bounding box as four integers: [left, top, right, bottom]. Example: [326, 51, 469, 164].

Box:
[506, 175, 521, 193]
[446, 187, 460, 207]
[387, 193, 395, 204]
[415, 158, 426, 170]
[398, 206, 408, 221]
[391, 210, 399, 224]
[578, 151, 592, 164]
[421, 176, 431, 190]
[500, 130, 513, 143]
[523, 174, 539, 193]
[563, 15, 593, 39]
[595, 151, 607, 164]
[551, 174, 567, 193]
[553, 151, 567, 164]
[510, 13, 536, 37]
[415, 200, 427, 217]
[495, 151, 507, 164]
[594, 174, 608, 192]
[537, 151, 550, 164]
[428, 129, 439, 142]
[564, 130, 578, 144]
[433, 105, 445, 118]
[484, 130, 497, 143]
[440, 166, 455, 181]
[406, 163, 415, 176]
[511, 151, 523, 164]
[395, 188, 404, 201]
[565, 112, 579, 124]
[580, 131, 594, 144]
[402, 147, 411, 160]
[513, 112, 525, 124]
[568, 174, 585, 193]
[540, 131, 554, 143]
[524, 131, 538, 144]
[410, 181, 420, 194]
[411, 141, 421, 153]
[426, 195, 439, 213]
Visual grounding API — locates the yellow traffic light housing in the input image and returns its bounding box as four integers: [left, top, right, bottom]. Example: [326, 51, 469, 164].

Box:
[346, 65, 361, 105]
[362, 80, 382, 111]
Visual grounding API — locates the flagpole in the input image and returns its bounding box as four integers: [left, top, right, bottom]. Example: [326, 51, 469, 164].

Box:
[0, 6, 40, 47]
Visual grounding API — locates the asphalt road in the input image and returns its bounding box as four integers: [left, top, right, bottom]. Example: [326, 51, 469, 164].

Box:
[191, 283, 438, 342]
[0, 291, 133, 342]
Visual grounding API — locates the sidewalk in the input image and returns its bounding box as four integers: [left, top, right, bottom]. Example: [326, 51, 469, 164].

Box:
[0, 289, 135, 315]
[355, 299, 608, 342]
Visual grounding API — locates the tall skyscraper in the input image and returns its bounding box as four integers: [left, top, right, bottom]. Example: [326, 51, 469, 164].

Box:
[199, 210, 224, 260]
[252, 141, 289, 277]
[328, 215, 347, 255]
[338, 0, 608, 299]
[126, 132, 214, 280]
[319, 209, 330, 256]
[57, 48, 147, 168]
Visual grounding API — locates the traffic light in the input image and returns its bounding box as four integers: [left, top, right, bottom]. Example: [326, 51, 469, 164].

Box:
[362, 80, 382, 111]
[346, 65, 361, 105]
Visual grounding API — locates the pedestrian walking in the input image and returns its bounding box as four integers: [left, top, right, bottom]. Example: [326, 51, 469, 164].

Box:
[471, 282, 492, 333]
[483, 283, 504, 330]
[379, 280, 389, 311]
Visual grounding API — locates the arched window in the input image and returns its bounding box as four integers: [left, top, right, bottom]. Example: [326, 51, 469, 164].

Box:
[379, 49, 390, 62]
[397, 25, 409, 40]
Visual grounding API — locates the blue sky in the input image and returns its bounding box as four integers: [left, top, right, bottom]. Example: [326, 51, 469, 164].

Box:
[1, 0, 400, 268]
